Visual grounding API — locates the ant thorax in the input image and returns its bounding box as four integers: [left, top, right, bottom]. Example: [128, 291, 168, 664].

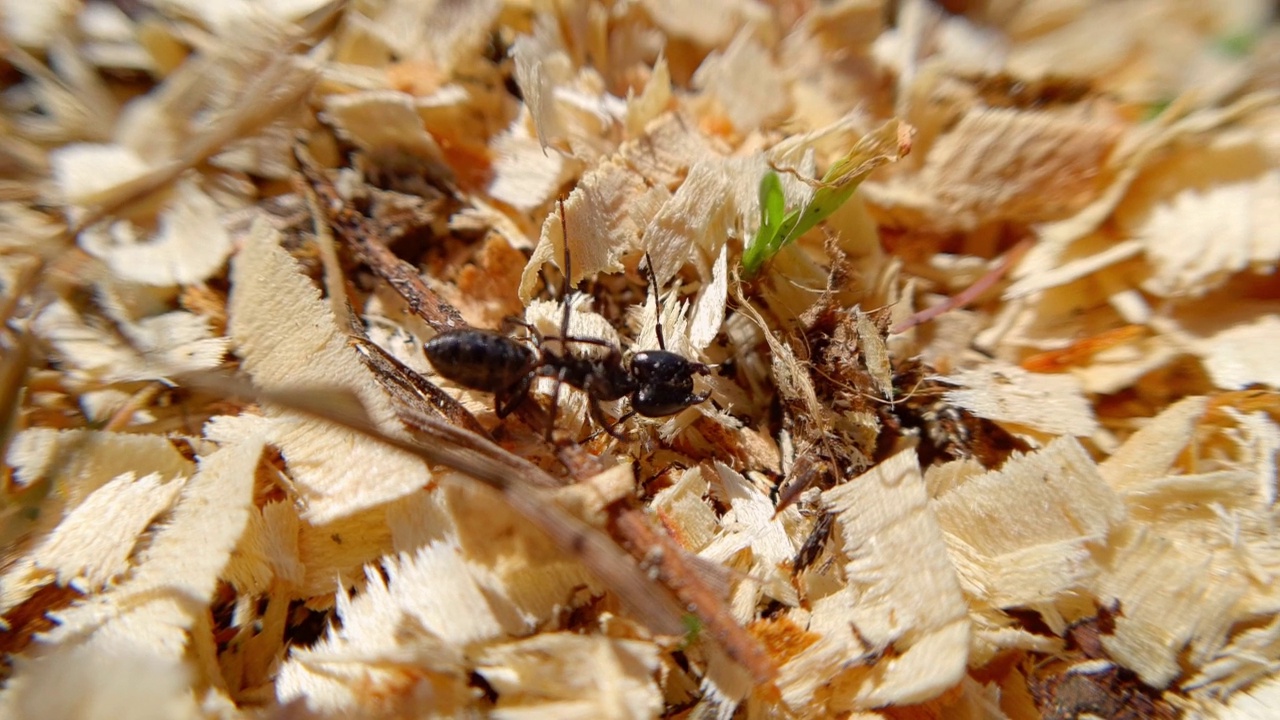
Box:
[522, 297, 631, 432]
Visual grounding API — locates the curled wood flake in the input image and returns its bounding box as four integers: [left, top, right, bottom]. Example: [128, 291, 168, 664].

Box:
[781, 450, 969, 712]
[510, 27, 574, 152]
[651, 467, 720, 552]
[31, 471, 185, 587]
[640, 0, 764, 47]
[1138, 171, 1280, 298]
[1099, 396, 1208, 491]
[640, 156, 746, 286]
[519, 159, 664, 301]
[0, 466, 185, 616]
[475, 633, 664, 718]
[1190, 310, 1280, 391]
[630, 275, 701, 363]
[49, 143, 151, 209]
[275, 546, 481, 715]
[1092, 528, 1249, 689]
[360, 0, 501, 72]
[4, 427, 193, 506]
[32, 298, 229, 384]
[940, 362, 1099, 438]
[489, 119, 582, 211]
[1186, 614, 1280, 696]
[0, 418, 266, 718]
[222, 498, 302, 596]
[444, 475, 603, 621]
[866, 107, 1121, 231]
[698, 463, 797, 606]
[228, 216, 432, 522]
[624, 55, 672, 137]
[0, 645, 202, 720]
[690, 29, 789, 135]
[688, 244, 729, 352]
[933, 437, 1124, 608]
[620, 109, 719, 187]
[323, 90, 451, 174]
[1210, 673, 1280, 720]
[78, 179, 234, 287]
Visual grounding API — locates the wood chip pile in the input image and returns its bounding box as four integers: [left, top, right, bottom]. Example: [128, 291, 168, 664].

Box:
[2, 1, 1280, 718]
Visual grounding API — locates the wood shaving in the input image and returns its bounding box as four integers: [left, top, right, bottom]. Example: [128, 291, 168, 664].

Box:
[1138, 171, 1280, 298]
[228, 218, 430, 523]
[78, 179, 234, 286]
[475, 633, 663, 719]
[782, 449, 969, 712]
[5, 2, 1280, 718]
[935, 437, 1124, 607]
[690, 28, 790, 135]
[30, 471, 185, 588]
[866, 105, 1123, 230]
[941, 362, 1099, 437]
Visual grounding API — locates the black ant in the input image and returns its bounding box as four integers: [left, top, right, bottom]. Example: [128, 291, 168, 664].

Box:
[423, 200, 710, 440]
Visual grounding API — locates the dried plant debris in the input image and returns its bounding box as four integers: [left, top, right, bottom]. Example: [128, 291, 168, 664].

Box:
[2, 1, 1280, 718]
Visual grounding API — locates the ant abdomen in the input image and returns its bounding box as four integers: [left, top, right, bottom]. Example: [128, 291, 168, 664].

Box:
[424, 329, 538, 397]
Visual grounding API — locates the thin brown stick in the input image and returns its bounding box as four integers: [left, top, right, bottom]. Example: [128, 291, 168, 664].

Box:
[102, 383, 164, 432]
[891, 238, 1034, 335]
[611, 508, 780, 688]
[353, 337, 490, 439]
[0, 329, 32, 470]
[773, 448, 831, 517]
[294, 145, 467, 332]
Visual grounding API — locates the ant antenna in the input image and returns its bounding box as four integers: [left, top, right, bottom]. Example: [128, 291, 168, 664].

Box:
[642, 252, 667, 351]
[558, 197, 573, 342]
[543, 197, 575, 441]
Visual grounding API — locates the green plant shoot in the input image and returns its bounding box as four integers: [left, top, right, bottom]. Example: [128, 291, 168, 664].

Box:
[742, 119, 912, 277]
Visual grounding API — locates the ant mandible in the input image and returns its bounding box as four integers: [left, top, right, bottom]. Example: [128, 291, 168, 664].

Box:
[423, 198, 710, 440]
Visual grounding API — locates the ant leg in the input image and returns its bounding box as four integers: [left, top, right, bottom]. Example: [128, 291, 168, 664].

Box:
[545, 366, 568, 442]
[500, 316, 541, 342]
[556, 335, 619, 355]
[495, 374, 532, 418]
[588, 403, 632, 441]
[606, 408, 636, 439]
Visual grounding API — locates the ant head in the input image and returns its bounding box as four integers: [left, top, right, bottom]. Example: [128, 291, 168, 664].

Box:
[629, 350, 710, 417]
